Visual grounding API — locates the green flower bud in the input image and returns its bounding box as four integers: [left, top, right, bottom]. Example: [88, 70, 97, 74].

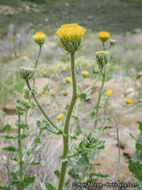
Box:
[110, 39, 117, 47]
[95, 51, 109, 67]
[19, 67, 34, 80]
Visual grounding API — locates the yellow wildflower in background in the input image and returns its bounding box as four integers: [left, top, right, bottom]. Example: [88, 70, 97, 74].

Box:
[41, 90, 49, 95]
[66, 76, 72, 83]
[98, 31, 111, 42]
[23, 99, 29, 104]
[56, 23, 86, 53]
[50, 91, 56, 96]
[106, 89, 113, 96]
[96, 51, 109, 55]
[82, 70, 89, 77]
[32, 32, 46, 45]
[56, 114, 64, 121]
[126, 98, 133, 104]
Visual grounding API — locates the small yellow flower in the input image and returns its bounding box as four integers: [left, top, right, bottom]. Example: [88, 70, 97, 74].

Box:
[41, 90, 49, 95]
[82, 70, 89, 77]
[96, 51, 109, 55]
[106, 89, 113, 96]
[23, 99, 29, 104]
[32, 32, 46, 45]
[56, 23, 86, 53]
[126, 98, 133, 104]
[50, 91, 56, 96]
[66, 76, 72, 83]
[98, 31, 111, 42]
[56, 114, 64, 121]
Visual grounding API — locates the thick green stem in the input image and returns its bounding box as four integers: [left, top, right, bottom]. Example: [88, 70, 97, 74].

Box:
[58, 53, 77, 190]
[94, 66, 106, 129]
[17, 115, 23, 190]
[25, 80, 59, 132]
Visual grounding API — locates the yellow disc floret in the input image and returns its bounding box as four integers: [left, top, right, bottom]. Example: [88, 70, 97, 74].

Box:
[105, 89, 113, 96]
[82, 70, 89, 77]
[98, 31, 111, 42]
[126, 98, 133, 104]
[66, 76, 72, 83]
[56, 114, 64, 121]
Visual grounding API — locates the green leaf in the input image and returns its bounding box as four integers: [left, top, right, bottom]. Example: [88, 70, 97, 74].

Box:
[40, 182, 56, 190]
[89, 172, 109, 178]
[72, 115, 78, 120]
[21, 176, 35, 185]
[54, 170, 60, 179]
[3, 135, 15, 139]
[129, 159, 142, 180]
[75, 126, 82, 136]
[19, 133, 28, 140]
[3, 146, 17, 152]
[90, 111, 95, 118]
[77, 93, 87, 100]
[3, 123, 11, 132]
[103, 125, 112, 131]
[138, 121, 142, 132]
[59, 155, 68, 163]
[16, 123, 28, 129]
[129, 133, 136, 140]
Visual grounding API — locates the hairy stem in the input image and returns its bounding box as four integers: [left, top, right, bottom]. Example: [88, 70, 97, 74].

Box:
[17, 115, 23, 190]
[25, 80, 59, 132]
[58, 53, 77, 190]
[33, 44, 42, 87]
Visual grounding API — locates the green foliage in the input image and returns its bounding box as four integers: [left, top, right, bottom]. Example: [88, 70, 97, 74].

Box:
[128, 121, 142, 187]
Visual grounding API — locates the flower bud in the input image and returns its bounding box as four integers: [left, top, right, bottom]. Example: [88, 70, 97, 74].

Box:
[96, 51, 109, 67]
[19, 66, 34, 80]
[110, 39, 117, 47]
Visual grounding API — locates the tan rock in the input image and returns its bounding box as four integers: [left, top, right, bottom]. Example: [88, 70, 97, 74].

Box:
[3, 104, 16, 115]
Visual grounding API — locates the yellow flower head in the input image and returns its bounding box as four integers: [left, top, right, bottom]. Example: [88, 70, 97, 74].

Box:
[41, 89, 49, 95]
[98, 31, 111, 42]
[126, 98, 133, 104]
[56, 114, 64, 121]
[82, 70, 89, 77]
[50, 91, 56, 96]
[32, 32, 46, 45]
[56, 23, 86, 41]
[23, 99, 29, 104]
[106, 89, 113, 96]
[66, 76, 72, 83]
[96, 51, 109, 55]
[56, 23, 86, 53]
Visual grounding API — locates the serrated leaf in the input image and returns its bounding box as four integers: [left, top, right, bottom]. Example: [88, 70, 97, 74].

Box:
[77, 93, 87, 100]
[21, 176, 35, 185]
[3, 123, 11, 132]
[3, 146, 17, 152]
[16, 123, 28, 129]
[59, 155, 68, 163]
